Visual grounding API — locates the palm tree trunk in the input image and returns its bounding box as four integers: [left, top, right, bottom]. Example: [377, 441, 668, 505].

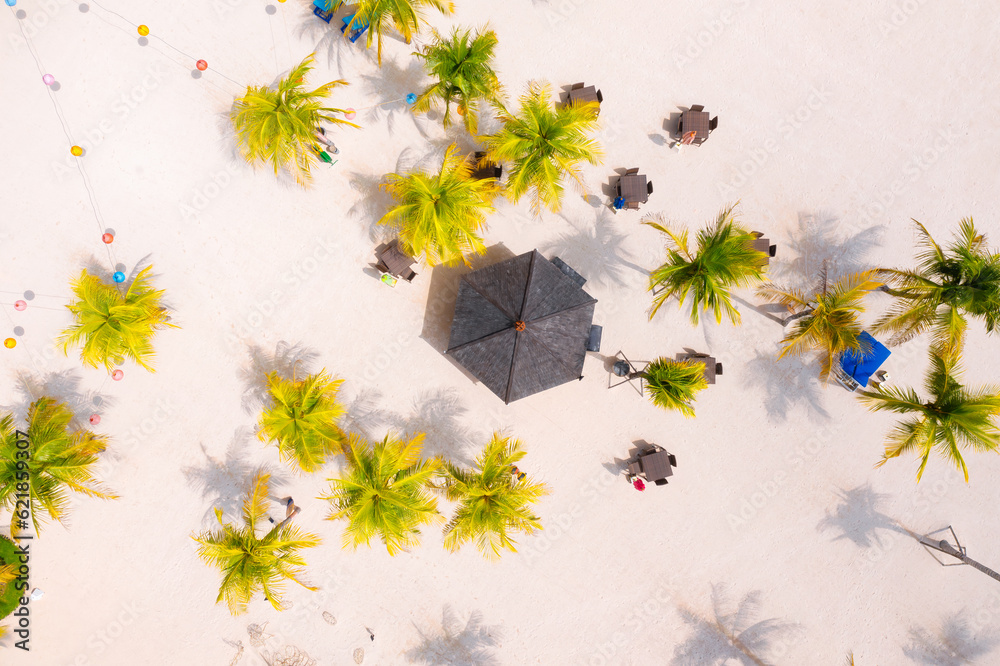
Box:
[876, 284, 909, 298]
[921, 537, 1000, 582]
[782, 307, 814, 326]
[718, 622, 768, 666]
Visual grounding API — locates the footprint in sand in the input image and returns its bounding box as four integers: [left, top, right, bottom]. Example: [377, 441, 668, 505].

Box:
[323, 611, 337, 625]
[353, 647, 365, 663]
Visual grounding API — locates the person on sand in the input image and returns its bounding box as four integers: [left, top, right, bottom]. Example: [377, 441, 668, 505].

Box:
[269, 497, 301, 524]
[314, 127, 339, 154]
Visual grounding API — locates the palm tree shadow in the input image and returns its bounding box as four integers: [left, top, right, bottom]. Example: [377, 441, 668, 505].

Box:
[741, 350, 829, 422]
[294, 5, 372, 75]
[817, 484, 907, 548]
[240, 341, 320, 416]
[346, 170, 395, 242]
[11, 369, 113, 428]
[771, 212, 885, 291]
[347, 145, 425, 242]
[341, 386, 389, 439]
[386, 388, 479, 466]
[904, 612, 999, 665]
[672, 584, 801, 666]
[356, 57, 431, 137]
[182, 428, 288, 526]
[404, 605, 502, 665]
[541, 210, 648, 289]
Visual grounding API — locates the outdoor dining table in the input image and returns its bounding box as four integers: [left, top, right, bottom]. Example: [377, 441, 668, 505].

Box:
[568, 85, 599, 106]
[470, 152, 500, 180]
[751, 237, 770, 265]
[679, 110, 710, 144]
[639, 450, 673, 482]
[378, 240, 415, 277]
[618, 173, 648, 204]
[679, 353, 717, 384]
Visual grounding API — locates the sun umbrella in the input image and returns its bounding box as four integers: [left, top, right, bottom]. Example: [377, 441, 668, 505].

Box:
[446, 250, 598, 403]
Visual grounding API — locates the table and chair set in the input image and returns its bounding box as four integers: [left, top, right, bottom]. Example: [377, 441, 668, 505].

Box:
[374, 240, 417, 287]
[627, 444, 677, 489]
[608, 104, 719, 212]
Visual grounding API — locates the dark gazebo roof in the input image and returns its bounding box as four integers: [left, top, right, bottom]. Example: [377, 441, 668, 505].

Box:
[446, 250, 597, 404]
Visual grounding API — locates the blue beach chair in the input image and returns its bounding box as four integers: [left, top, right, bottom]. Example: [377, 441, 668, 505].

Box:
[341, 13, 368, 43]
[312, 0, 340, 23]
[834, 331, 891, 391]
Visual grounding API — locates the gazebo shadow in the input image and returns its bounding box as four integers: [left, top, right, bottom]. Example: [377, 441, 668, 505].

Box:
[404, 605, 502, 665]
[904, 611, 999, 665]
[817, 484, 907, 548]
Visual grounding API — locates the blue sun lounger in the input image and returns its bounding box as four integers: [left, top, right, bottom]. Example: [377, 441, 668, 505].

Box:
[835, 331, 890, 391]
[312, 0, 341, 22]
[341, 13, 368, 43]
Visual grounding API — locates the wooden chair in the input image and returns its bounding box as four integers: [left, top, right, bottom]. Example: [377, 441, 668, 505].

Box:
[401, 267, 417, 282]
[625, 167, 639, 175]
[646, 181, 653, 195]
[654, 479, 669, 486]
[625, 201, 640, 210]
[627, 461, 641, 477]
[571, 82, 585, 90]
[709, 116, 718, 131]
[768, 244, 777, 257]
[690, 104, 705, 112]
[586, 325, 602, 352]
[668, 454, 677, 467]
[596, 89, 604, 103]
[715, 363, 723, 376]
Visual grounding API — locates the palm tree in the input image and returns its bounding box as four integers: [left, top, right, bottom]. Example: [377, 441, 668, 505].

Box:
[379, 143, 500, 265]
[321, 432, 442, 555]
[0, 536, 20, 620]
[440, 432, 549, 560]
[412, 26, 503, 134]
[257, 370, 346, 473]
[231, 54, 357, 186]
[645, 205, 768, 325]
[874, 218, 1000, 359]
[858, 353, 1000, 482]
[58, 265, 175, 373]
[0, 398, 117, 534]
[757, 265, 882, 380]
[482, 82, 602, 214]
[348, 0, 454, 66]
[192, 470, 320, 615]
[630, 358, 708, 417]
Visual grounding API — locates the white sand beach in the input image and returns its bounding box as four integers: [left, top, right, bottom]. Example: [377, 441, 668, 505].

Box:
[2, 0, 1000, 663]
